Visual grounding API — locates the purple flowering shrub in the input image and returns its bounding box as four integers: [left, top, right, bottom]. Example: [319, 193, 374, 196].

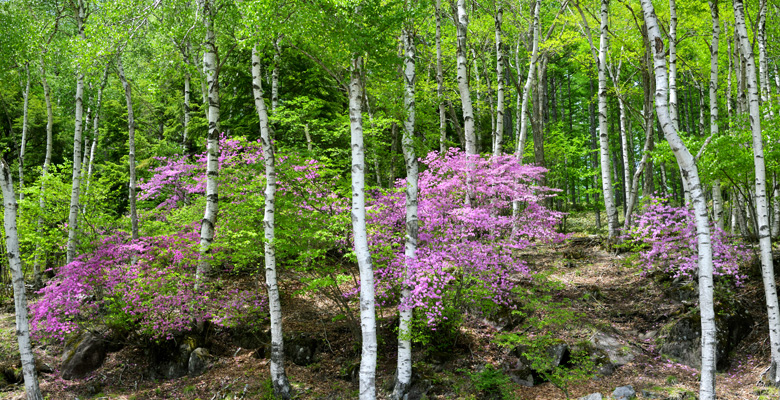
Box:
[30, 231, 267, 342]
[626, 197, 751, 285]
[368, 149, 565, 328]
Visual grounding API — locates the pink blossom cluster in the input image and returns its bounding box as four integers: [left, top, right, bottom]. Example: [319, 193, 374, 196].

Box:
[627, 197, 751, 285]
[368, 149, 565, 325]
[30, 231, 267, 342]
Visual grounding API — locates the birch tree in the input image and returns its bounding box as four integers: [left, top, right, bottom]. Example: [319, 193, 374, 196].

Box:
[393, 23, 417, 400]
[197, 0, 220, 282]
[117, 56, 139, 241]
[66, 0, 87, 265]
[1, 158, 43, 400]
[733, 0, 780, 385]
[597, 0, 619, 238]
[515, 0, 540, 164]
[641, 1, 717, 397]
[251, 45, 292, 399]
[709, 1, 724, 230]
[436, 0, 446, 153]
[492, 4, 504, 156]
[18, 62, 29, 202]
[455, 0, 475, 155]
[349, 55, 377, 400]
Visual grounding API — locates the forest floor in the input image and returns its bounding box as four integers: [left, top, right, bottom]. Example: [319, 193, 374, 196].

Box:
[0, 211, 775, 399]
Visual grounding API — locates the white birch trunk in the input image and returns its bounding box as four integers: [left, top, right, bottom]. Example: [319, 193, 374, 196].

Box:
[84, 65, 110, 202]
[456, 0, 475, 155]
[772, 174, 779, 238]
[197, 0, 220, 281]
[758, 0, 773, 118]
[436, 0, 446, 153]
[493, 7, 505, 156]
[349, 56, 377, 400]
[393, 28, 417, 400]
[66, 0, 86, 265]
[117, 57, 139, 241]
[623, 121, 654, 229]
[641, 2, 717, 398]
[608, 60, 632, 215]
[513, 0, 541, 224]
[33, 58, 54, 288]
[1, 159, 43, 400]
[251, 45, 292, 399]
[733, 0, 780, 384]
[272, 37, 281, 113]
[516, 0, 540, 163]
[183, 53, 191, 148]
[598, 0, 619, 238]
[18, 63, 29, 202]
[709, 2, 724, 231]
[669, 0, 679, 132]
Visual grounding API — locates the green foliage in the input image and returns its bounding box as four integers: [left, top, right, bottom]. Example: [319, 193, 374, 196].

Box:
[467, 364, 513, 400]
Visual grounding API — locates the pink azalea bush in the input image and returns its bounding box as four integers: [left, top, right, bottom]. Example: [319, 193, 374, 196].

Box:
[368, 149, 565, 326]
[626, 197, 751, 285]
[30, 231, 268, 342]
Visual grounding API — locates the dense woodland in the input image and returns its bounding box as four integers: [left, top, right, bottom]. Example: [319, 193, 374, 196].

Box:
[2, 0, 780, 399]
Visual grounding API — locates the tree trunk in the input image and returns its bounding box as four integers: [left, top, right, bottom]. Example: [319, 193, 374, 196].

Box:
[758, 0, 773, 118]
[393, 27, 417, 400]
[66, 0, 86, 265]
[493, 8, 504, 156]
[117, 57, 139, 241]
[532, 55, 547, 168]
[272, 37, 281, 113]
[734, 0, 780, 385]
[669, 0, 679, 132]
[589, 77, 601, 229]
[709, 2, 724, 231]
[455, 0, 475, 155]
[598, 0, 619, 238]
[0, 159, 43, 400]
[18, 63, 29, 202]
[349, 56, 377, 400]
[516, 0, 539, 163]
[436, 0, 446, 153]
[643, 2, 717, 398]
[33, 57, 54, 288]
[84, 65, 110, 203]
[197, 0, 220, 282]
[251, 45, 292, 399]
[183, 47, 192, 149]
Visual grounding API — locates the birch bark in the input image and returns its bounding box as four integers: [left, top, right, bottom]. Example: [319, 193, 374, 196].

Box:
[1, 159, 43, 400]
[733, 0, 780, 384]
[709, 1, 724, 231]
[197, 0, 220, 281]
[455, 0, 475, 155]
[493, 6, 504, 156]
[18, 63, 29, 202]
[117, 57, 139, 241]
[84, 65, 110, 201]
[642, 1, 717, 397]
[350, 56, 377, 400]
[393, 27, 417, 400]
[598, 0, 619, 238]
[33, 58, 54, 288]
[436, 0, 446, 153]
[516, 0, 540, 163]
[66, 0, 86, 265]
[251, 45, 292, 399]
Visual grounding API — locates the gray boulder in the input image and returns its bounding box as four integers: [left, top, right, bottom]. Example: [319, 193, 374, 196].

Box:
[188, 348, 209, 377]
[589, 331, 636, 367]
[506, 343, 571, 387]
[285, 333, 319, 366]
[612, 385, 636, 400]
[657, 298, 752, 371]
[61, 332, 106, 380]
[578, 394, 602, 400]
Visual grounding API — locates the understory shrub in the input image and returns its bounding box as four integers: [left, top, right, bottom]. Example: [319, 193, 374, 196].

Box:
[30, 231, 267, 342]
[626, 197, 751, 286]
[368, 149, 565, 333]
